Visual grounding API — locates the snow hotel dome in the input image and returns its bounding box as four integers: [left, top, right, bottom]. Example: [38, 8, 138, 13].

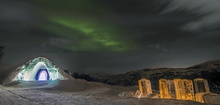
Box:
[3, 57, 73, 84]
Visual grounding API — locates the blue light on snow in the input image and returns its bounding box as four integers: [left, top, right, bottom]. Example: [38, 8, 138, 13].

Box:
[14, 57, 63, 81]
[35, 69, 50, 81]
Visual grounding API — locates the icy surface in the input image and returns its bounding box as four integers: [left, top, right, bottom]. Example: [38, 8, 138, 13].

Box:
[0, 80, 206, 105]
[15, 57, 63, 81]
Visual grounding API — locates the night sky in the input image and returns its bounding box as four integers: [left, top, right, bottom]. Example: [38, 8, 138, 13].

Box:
[1, 0, 220, 73]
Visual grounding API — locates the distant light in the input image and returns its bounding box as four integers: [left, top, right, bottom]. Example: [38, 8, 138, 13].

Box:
[36, 69, 49, 81]
[38, 71, 47, 80]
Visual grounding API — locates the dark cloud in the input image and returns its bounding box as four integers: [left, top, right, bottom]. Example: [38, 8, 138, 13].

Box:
[0, 0, 41, 33]
[1, 0, 220, 73]
[161, 0, 220, 31]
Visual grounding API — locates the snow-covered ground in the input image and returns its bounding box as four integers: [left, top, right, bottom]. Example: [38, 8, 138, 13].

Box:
[0, 80, 206, 105]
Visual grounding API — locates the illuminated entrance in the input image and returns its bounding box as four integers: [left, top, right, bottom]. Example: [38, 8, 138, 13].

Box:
[14, 57, 63, 81]
[35, 69, 49, 81]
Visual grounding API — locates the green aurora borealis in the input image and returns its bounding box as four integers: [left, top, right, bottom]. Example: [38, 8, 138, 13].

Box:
[2, 0, 220, 72]
[31, 0, 136, 52]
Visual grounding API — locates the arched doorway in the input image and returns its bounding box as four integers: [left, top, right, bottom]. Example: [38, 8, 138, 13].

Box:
[35, 69, 50, 81]
[29, 62, 50, 81]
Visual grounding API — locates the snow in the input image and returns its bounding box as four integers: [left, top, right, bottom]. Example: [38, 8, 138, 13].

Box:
[0, 80, 206, 105]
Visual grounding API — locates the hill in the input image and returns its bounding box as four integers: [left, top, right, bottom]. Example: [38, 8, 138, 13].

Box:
[72, 60, 220, 93]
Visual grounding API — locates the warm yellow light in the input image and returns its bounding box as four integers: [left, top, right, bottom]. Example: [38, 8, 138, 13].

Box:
[159, 79, 175, 99]
[136, 78, 152, 98]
